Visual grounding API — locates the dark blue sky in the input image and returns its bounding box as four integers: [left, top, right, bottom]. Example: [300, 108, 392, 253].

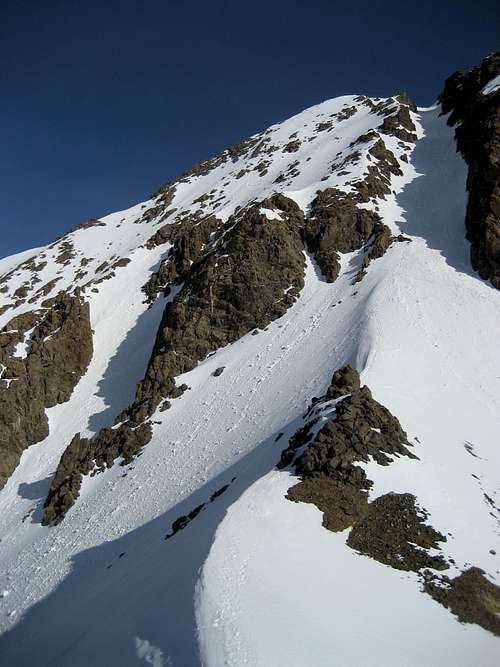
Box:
[1, 0, 498, 258]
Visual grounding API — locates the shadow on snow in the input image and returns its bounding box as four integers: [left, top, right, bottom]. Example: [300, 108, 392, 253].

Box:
[397, 109, 482, 282]
[0, 416, 303, 667]
[87, 297, 165, 433]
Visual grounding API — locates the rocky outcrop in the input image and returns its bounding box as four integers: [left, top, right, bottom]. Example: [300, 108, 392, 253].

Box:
[424, 567, 500, 637]
[281, 366, 417, 497]
[130, 196, 305, 422]
[439, 52, 500, 288]
[305, 189, 390, 281]
[178, 135, 263, 181]
[61, 217, 106, 236]
[346, 492, 447, 571]
[281, 364, 500, 635]
[305, 109, 414, 284]
[354, 136, 407, 202]
[395, 91, 417, 112]
[143, 214, 222, 302]
[282, 367, 447, 575]
[43, 424, 151, 525]
[137, 183, 177, 225]
[354, 223, 393, 283]
[164, 478, 235, 540]
[44, 196, 306, 523]
[380, 106, 417, 143]
[0, 291, 93, 489]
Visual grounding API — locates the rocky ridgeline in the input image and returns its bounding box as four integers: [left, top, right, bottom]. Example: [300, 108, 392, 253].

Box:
[40, 92, 421, 523]
[440, 51, 500, 289]
[0, 230, 138, 319]
[306, 97, 418, 283]
[280, 365, 500, 636]
[0, 184, 179, 321]
[0, 291, 93, 489]
[42, 140, 412, 524]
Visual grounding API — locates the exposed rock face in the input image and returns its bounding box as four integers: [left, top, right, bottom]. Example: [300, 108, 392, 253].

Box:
[326, 364, 360, 398]
[281, 364, 500, 635]
[354, 137, 410, 203]
[282, 367, 444, 574]
[304, 111, 415, 284]
[287, 476, 368, 532]
[395, 91, 418, 112]
[0, 291, 93, 489]
[381, 106, 418, 143]
[281, 366, 416, 497]
[131, 196, 305, 423]
[43, 424, 151, 525]
[423, 567, 500, 637]
[44, 196, 306, 523]
[306, 189, 389, 282]
[143, 214, 222, 302]
[60, 217, 106, 236]
[179, 135, 263, 180]
[138, 183, 177, 225]
[346, 492, 448, 571]
[164, 478, 235, 540]
[439, 51, 500, 288]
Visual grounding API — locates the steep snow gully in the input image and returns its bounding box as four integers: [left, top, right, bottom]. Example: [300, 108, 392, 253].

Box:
[0, 95, 499, 667]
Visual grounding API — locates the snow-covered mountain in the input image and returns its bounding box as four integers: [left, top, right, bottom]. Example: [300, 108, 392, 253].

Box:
[0, 53, 499, 666]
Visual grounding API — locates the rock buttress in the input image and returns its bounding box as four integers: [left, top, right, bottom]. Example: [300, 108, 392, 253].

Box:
[0, 291, 93, 489]
[306, 189, 390, 282]
[130, 196, 305, 422]
[305, 113, 417, 284]
[439, 52, 500, 288]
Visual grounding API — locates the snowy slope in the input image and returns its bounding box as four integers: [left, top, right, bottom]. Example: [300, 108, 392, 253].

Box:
[0, 89, 499, 667]
[0, 94, 410, 325]
[196, 108, 500, 667]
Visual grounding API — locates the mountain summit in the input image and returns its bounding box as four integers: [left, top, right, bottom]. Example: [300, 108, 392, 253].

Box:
[0, 53, 499, 666]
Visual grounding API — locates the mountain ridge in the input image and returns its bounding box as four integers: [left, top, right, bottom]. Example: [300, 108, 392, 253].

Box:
[0, 53, 499, 666]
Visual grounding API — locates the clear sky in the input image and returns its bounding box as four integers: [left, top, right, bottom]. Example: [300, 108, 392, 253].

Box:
[1, 0, 498, 259]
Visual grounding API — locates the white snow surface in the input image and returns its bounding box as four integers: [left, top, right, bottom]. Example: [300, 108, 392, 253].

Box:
[482, 74, 500, 95]
[0, 95, 499, 666]
[258, 207, 283, 221]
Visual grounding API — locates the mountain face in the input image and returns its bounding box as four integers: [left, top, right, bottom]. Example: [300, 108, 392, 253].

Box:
[0, 53, 499, 666]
